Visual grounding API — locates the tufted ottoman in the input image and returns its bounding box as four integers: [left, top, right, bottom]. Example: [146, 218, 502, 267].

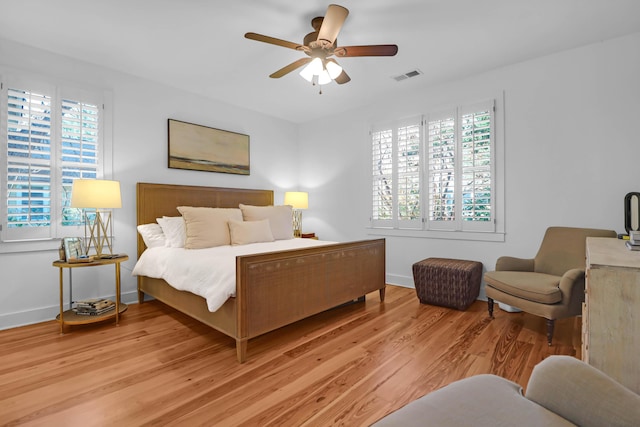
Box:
[412, 258, 483, 310]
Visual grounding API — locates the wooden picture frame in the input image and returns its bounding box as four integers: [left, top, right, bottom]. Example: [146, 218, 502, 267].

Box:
[63, 237, 85, 260]
[168, 119, 250, 175]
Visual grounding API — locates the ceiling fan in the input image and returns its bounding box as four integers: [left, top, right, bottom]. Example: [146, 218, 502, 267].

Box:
[244, 4, 398, 90]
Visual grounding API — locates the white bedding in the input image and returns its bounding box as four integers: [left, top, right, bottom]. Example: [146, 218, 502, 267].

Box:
[132, 239, 335, 312]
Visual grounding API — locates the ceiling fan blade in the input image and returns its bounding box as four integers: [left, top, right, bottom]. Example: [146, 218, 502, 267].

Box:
[245, 32, 306, 51]
[327, 58, 350, 84]
[269, 57, 312, 78]
[317, 4, 349, 46]
[334, 44, 398, 57]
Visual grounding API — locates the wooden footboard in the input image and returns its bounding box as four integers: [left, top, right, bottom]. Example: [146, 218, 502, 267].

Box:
[235, 238, 386, 362]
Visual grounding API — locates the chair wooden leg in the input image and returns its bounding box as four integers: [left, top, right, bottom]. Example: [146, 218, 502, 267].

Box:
[488, 297, 494, 318]
[546, 319, 555, 346]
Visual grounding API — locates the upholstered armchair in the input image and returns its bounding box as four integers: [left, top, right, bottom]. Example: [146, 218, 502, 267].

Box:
[373, 356, 640, 426]
[484, 226, 617, 345]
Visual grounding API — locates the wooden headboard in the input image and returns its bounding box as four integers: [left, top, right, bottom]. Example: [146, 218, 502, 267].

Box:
[136, 182, 274, 258]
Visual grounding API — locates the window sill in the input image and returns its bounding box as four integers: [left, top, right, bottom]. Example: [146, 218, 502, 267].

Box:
[366, 227, 505, 242]
[0, 239, 61, 254]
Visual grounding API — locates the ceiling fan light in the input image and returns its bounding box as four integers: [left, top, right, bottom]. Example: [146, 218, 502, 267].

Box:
[317, 70, 332, 85]
[299, 57, 323, 82]
[299, 65, 314, 82]
[309, 57, 323, 74]
[326, 61, 342, 79]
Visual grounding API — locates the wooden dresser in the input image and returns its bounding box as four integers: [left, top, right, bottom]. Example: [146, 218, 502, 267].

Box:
[583, 237, 640, 394]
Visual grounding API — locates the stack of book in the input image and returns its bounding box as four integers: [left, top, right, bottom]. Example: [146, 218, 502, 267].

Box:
[626, 231, 640, 251]
[74, 298, 116, 316]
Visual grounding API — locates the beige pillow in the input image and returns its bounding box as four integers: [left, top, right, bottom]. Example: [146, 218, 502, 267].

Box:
[228, 219, 275, 245]
[239, 204, 293, 240]
[177, 206, 242, 249]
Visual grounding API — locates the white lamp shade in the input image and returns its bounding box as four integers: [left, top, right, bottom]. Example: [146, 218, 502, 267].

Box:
[325, 61, 343, 79]
[299, 58, 324, 82]
[299, 58, 336, 85]
[71, 179, 122, 209]
[317, 70, 332, 85]
[284, 191, 308, 209]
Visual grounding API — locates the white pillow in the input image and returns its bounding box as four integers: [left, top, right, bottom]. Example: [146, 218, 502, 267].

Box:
[229, 219, 275, 245]
[239, 204, 293, 240]
[156, 216, 186, 248]
[136, 223, 166, 248]
[177, 206, 243, 249]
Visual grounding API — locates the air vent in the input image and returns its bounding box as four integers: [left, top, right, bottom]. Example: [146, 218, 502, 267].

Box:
[393, 69, 423, 82]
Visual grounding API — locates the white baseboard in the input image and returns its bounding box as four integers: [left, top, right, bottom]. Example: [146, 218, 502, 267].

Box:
[498, 302, 522, 312]
[1, 284, 511, 331]
[386, 273, 414, 288]
[0, 290, 139, 331]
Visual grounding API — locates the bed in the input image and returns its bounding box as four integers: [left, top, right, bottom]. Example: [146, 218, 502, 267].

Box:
[136, 182, 386, 362]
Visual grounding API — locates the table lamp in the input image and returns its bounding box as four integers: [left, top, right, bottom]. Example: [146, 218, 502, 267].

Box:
[70, 179, 122, 258]
[284, 191, 308, 238]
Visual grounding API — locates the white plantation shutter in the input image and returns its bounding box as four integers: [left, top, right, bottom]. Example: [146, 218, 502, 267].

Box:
[371, 128, 393, 227]
[60, 98, 100, 227]
[427, 110, 456, 230]
[460, 101, 494, 231]
[426, 101, 495, 232]
[397, 123, 421, 227]
[2, 79, 105, 242]
[5, 88, 53, 239]
[371, 117, 422, 229]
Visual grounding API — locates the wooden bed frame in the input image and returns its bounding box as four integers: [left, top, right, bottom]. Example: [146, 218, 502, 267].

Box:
[136, 182, 386, 362]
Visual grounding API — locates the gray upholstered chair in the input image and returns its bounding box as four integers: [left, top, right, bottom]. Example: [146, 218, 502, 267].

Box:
[484, 226, 617, 345]
[373, 356, 640, 426]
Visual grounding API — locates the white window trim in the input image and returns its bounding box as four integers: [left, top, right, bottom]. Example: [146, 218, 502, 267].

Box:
[0, 68, 113, 253]
[368, 92, 505, 242]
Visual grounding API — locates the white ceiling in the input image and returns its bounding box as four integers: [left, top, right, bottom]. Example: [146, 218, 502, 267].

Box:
[2, 0, 640, 124]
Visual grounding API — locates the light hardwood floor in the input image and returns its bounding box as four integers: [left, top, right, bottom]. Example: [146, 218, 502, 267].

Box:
[0, 285, 580, 426]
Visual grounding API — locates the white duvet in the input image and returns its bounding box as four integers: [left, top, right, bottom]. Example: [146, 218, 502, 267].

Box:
[132, 239, 335, 312]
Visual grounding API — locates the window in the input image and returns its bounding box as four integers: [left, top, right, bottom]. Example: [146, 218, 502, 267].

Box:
[371, 117, 421, 229]
[427, 101, 494, 232]
[370, 99, 501, 239]
[1, 77, 110, 244]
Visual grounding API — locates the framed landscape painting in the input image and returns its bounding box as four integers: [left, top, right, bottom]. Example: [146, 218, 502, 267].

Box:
[168, 119, 250, 175]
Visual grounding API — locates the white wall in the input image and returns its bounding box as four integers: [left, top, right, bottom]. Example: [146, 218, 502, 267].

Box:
[2, 32, 639, 329]
[298, 32, 640, 293]
[0, 39, 299, 329]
